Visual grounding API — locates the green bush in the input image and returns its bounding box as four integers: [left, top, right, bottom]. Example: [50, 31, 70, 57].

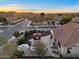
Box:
[60, 16, 72, 25]
[17, 30, 41, 45]
[17, 37, 27, 45]
[17, 30, 35, 45]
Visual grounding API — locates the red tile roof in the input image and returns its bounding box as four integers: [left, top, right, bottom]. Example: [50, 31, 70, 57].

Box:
[53, 22, 79, 47]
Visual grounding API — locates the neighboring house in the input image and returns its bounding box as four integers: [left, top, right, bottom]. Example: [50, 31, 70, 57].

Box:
[54, 20, 61, 26]
[0, 22, 3, 25]
[7, 17, 14, 25]
[54, 15, 61, 26]
[72, 17, 79, 23]
[32, 21, 48, 26]
[51, 22, 79, 57]
[42, 21, 48, 25]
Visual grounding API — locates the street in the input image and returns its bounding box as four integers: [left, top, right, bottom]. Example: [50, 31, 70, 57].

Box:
[0, 19, 55, 40]
[1, 19, 32, 40]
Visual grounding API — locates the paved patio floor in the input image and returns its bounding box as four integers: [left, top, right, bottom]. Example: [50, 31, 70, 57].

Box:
[24, 35, 60, 57]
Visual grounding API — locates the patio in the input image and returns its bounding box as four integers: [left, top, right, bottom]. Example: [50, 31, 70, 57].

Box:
[23, 35, 60, 57]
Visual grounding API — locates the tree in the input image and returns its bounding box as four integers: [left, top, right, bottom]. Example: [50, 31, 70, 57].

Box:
[33, 41, 46, 56]
[17, 30, 36, 45]
[40, 12, 45, 17]
[60, 16, 72, 25]
[40, 12, 45, 24]
[0, 17, 8, 25]
[57, 14, 62, 17]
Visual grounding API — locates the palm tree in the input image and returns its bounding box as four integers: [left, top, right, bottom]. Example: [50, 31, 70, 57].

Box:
[40, 12, 45, 25]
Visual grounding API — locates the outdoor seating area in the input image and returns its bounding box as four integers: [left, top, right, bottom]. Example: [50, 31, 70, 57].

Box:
[16, 32, 61, 57]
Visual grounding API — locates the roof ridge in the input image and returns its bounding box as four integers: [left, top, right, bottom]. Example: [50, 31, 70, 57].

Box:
[63, 24, 78, 46]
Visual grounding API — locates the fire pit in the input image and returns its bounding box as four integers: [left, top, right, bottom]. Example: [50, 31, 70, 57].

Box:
[33, 32, 42, 40]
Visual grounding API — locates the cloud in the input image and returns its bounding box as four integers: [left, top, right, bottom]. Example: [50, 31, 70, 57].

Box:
[0, 3, 79, 13]
[0, 4, 23, 12]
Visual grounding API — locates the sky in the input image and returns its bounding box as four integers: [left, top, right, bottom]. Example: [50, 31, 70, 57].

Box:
[0, 0, 79, 13]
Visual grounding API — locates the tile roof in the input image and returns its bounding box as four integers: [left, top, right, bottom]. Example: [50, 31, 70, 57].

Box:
[53, 22, 79, 47]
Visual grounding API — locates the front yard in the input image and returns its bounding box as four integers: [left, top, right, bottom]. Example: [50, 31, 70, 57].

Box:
[0, 30, 62, 59]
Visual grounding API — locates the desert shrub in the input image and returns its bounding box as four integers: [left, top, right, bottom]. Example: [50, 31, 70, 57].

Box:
[0, 34, 7, 46]
[34, 41, 46, 56]
[0, 41, 18, 56]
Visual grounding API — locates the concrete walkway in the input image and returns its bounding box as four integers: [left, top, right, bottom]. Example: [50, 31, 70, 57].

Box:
[41, 35, 59, 57]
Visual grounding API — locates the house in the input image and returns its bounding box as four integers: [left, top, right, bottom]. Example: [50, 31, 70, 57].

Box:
[72, 17, 79, 23]
[54, 15, 61, 26]
[32, 21, 48, 26]
[51, 22, 79, 57]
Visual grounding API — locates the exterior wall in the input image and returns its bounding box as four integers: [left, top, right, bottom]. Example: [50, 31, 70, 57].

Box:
[60, 45, 79, 57]
[51, 25, 79, 57]
[61, 46, 67, 56]
[51, 29, 74, 57]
